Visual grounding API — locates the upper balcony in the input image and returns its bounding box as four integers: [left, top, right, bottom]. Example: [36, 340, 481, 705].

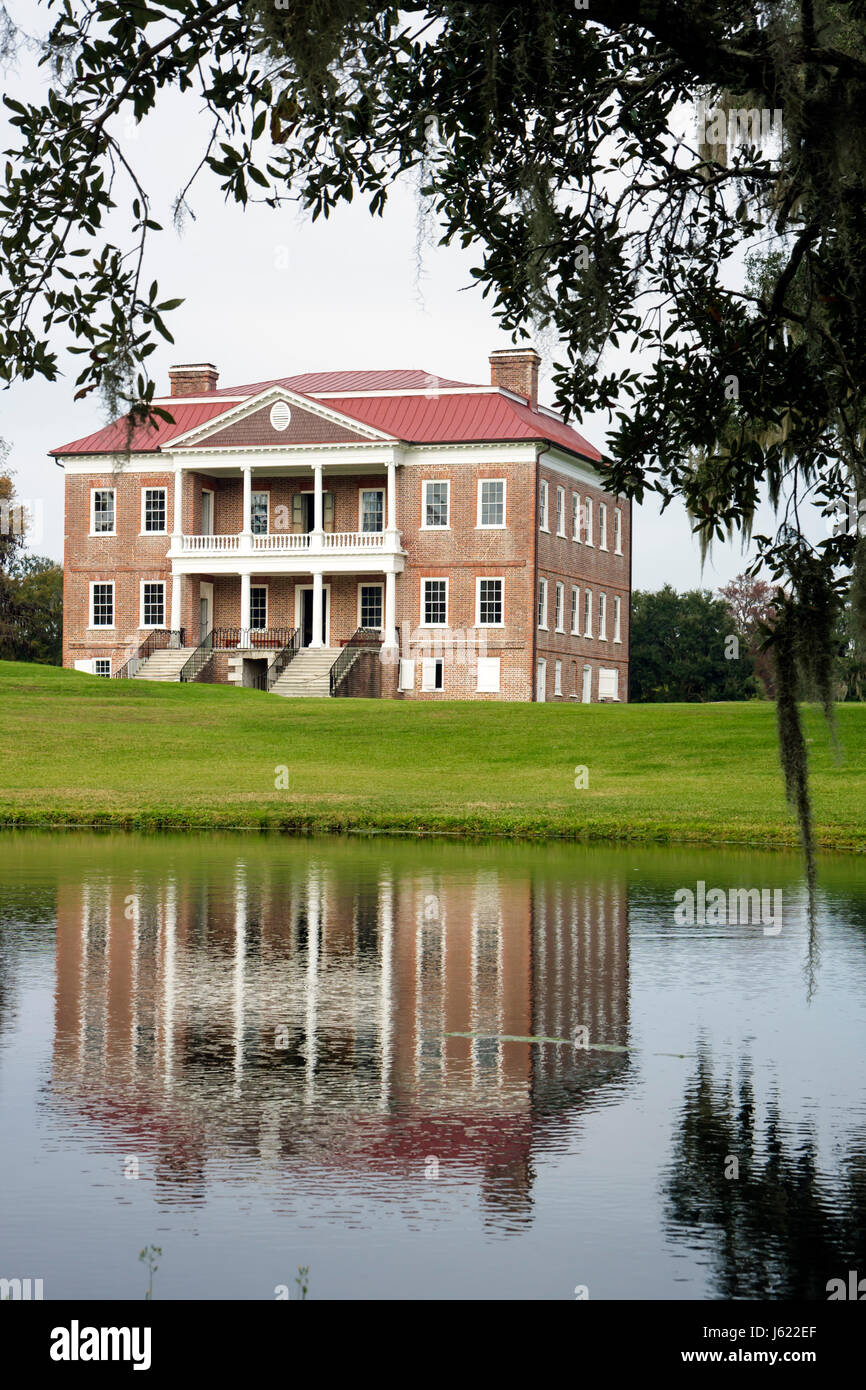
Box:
[169, 528, 405, 574]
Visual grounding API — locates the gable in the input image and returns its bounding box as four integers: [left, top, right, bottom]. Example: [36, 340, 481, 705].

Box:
[176, 398, 383, 450]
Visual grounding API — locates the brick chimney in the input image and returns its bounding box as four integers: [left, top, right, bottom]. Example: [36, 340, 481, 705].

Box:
[489, 347, 541, 410]
[168, 363, 219, 397]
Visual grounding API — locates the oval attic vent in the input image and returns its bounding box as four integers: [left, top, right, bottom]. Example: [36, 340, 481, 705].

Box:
[269, 401, 292, 431]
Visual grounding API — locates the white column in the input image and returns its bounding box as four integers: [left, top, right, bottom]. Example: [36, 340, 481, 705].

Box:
[311, 570, 324, 648]
[172, 465, 184, 538]
[383, 570, 397, 650]
[241, 466, 252, 539]
[240, 572, 251, 637]
[312, 462, 324, 537]
[386, 454, 397, 536]
[171, 573, 182, 636]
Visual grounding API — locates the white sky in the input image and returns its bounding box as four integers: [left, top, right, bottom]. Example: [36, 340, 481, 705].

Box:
[0, 15, 820, 590]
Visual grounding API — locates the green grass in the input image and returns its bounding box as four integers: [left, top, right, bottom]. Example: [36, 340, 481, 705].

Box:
[0, 660, 864, 851]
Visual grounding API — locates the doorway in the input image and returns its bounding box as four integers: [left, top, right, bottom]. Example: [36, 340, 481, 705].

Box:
[199, 582, 213, 644]
[295, 584, 330, 647]
[582, 665, 593, 703]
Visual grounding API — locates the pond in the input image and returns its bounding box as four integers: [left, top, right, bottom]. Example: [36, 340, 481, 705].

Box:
[0, 831, 864, 1300]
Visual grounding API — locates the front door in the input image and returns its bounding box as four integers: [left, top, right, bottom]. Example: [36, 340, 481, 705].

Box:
[300, 588, 328, 646]
[199, 582, 213, 643]
[582, 665, 593, 703]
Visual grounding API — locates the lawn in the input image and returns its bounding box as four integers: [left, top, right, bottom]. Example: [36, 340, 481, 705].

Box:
[0, 660, 863, 851]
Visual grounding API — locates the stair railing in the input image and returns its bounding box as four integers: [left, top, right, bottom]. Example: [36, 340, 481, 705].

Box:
[266, 628, 302, 690]
[113, 628, 185, 679]
[178, 629, 214, 683]
[329, 628, 383, 696]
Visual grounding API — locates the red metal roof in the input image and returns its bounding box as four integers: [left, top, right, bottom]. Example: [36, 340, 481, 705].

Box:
[51, 372, 601, 463]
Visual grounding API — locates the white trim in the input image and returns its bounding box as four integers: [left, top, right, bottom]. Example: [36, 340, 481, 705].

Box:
[139, 578, 167, 629]
[251, 489, 270, 535]
[538, 478, 549, 531]
[357, 580, 384, 630]
[614, 508, 623, 555]
[420, 576, 449, 627]
[554, 580, 565, 632]
[536, 658, 546, 702]
[554, 659, 563, 696]
[570, 585, 580, 636]
[159, 384, 399, 450]
[89, 486, 116, 536]
[583, 496, 594, 547]
[421, 478, 450, 529]
[140, 485, 168, 535]
[358, 486, 385, 534]
[584, 588, 593, 638]
[598, 667, 620, 701]
[421, 656, 445, 692]
[476, 477, 507, 529]
[200, 488, 215, 536]
[582, 664, 593, 704]
[89, 580, 115, 629]
[613, 594, 622, 643]
[294, 582, 331, 646]
[555, 485, 566, 537]
[199, 580, 214, 640]
[572, 492, 581, 542]
[475, 575, 504, 628]
[598, 591, 608, 640]
[599, 502, 608, 551]
[537, 576, 548, 630]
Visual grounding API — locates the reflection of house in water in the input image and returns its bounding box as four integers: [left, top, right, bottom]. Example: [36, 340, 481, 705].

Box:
[53, 860, 630, 1222]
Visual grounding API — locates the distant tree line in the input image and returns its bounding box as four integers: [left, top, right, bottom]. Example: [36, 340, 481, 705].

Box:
[0, 473, 62, 665]
[630, 575, 864, 703]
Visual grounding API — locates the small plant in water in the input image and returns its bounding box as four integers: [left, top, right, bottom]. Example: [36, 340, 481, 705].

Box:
[296, 1265, 309, 1300]
[139, 1245, 162, 1300]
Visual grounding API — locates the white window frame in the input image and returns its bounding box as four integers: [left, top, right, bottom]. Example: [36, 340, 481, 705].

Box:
[250, 583, 269, 631]
[141, 486, 167, 536]
[359, 487, 385, 534]
[614, 507, 623, 555]
[90, 487, 116, 536]
[475, 576, 504, 628]
[421, 577, 449, 627]
[537, 576, 548, 629]
[421, 479, 450, 530]
[89, 581, 115, 629]
[598, 591, 608, 640]
[554, 659, 562, 696]
[93, 658, 112, 678]
[201, 488, 215, 536]
[421, 657, 444, 692]
[556, 486, 566, 536]
[583, 496, 594, 546]
[598, 667, 620, 701]
[571, 586, 580, 635]
[476, 656, 501, 693]
[613, 594, 622, 643]
[358, 581, 384, 630]
[139, 579, 166, 630]
[536, 658, 547, 702]
[476, 478, 507, 529]
[250, 490, 270, 536]
[554, 581, 565, 632]
[599, 502, 608, 551]
[539, 479, 549, 531]
[582, 664, 593, 703]
[584, 589, 593, 638]
[572, 493, 581, 542]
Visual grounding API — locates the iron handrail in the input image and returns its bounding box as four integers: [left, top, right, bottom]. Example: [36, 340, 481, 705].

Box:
[266, 628, 302, 689]
[210, 627, 295, 650]
[178, 629, 214, 683]
[113, 628, 184, 679]
[329, 628, 383, 696]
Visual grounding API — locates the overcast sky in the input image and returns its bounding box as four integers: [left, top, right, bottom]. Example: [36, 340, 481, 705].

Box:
[0, 15, 819, 589]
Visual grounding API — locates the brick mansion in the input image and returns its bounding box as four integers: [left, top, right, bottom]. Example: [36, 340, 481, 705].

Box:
[54, 348, 631, 701]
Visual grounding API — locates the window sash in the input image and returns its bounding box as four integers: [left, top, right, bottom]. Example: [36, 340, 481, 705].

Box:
[477, 578, 503, 626]
[142, 582, 165, 628]
[91, 583, 114, 627]
[92, 489, 115, 534]
[555, 582, 564, 630]
[614, 508, 623, 553]
[599, 503, 608, 550]
[571, 587, 579, 634]
[143, 488, 167, 533]
[251, 492, 269, 535]
[556, 487, 565, 535]
[584, 498, 593, 545]
[479, 479, 505, 527]
[93, 659, 112, 678]
[250, 586, 267, 630]
[423, 579, 447, 625]
[537, 579, 547, 627]
[613, 595, 622, 642]
[360, 584, 383, 628]
[360, 490, 384, 533]
[584, 590, 593, 636]
[572, 494, 580, 541]
[424, 482, 449, 528]
[599, 592, 607, 639]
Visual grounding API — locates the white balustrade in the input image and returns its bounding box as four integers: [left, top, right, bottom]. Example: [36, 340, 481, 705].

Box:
[323, 531, 386, 549]
[179, 530, 390, 555]
[252, 533, 311, 551]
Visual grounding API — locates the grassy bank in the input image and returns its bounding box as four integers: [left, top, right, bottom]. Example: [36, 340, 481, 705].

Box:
[0, 661, 863, 851]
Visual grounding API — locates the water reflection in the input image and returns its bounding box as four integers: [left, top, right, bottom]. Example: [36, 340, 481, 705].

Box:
[52, 857, 630, 1224]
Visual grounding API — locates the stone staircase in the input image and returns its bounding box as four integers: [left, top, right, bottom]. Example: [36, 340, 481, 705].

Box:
[270, 648, 341, 698]
[133, 647, 195, 681]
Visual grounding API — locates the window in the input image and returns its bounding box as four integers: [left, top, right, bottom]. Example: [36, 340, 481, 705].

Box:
[93, 658, 112, 678]
[421, 657, 444, 691]
[423, 480, 449, 528]
[584, 589, 593, 637]
[539, 479, 549, 530]
[598, 668, 619, 701]
[554, 581, 564, 632]
[613, 595, 622, 643]
[360, 489, 384, 533]
[201, 490, 214, 535]
[572, 493, 581, 541]
[141, 581, 165, 628]
[599, 503, 608, 551]
[554, 660, 563, 695]
[476, 577, 503, 626]
[251, 491, 269, 535]
[582, 664, 593, 703]
[537, 577, 548, 628]
[476, 657, 501, 693]
[614, 508, 623, 554]
[583, 497, 594, 546]
[556, 486, 566, 536]
[477, 478, 506, 528]
[422, 578, 448, 626]
[571, 586, 580, 635]
[142, 487, 167, 534]
[250, 585, 267, 630]
[90, 582, 114, 628]
[598, 592, 608, 640]
[359, 583, 383, 629]
[536, 659, 546, 701]
[91, 489, 115, 534]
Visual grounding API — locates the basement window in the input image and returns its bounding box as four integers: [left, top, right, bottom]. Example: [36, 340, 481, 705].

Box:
[422, 657, 444, 691]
